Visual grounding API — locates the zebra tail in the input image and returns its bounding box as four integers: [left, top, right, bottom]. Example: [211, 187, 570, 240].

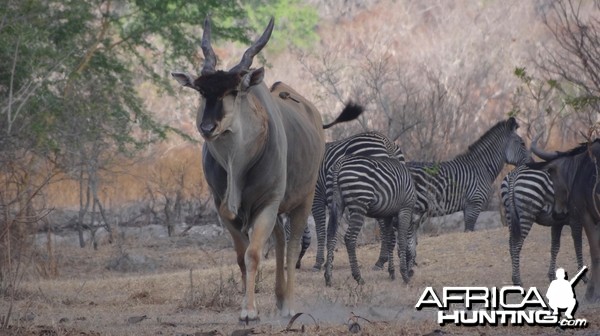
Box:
[327, 164, 343, 240]
[508, 175, 521, 240]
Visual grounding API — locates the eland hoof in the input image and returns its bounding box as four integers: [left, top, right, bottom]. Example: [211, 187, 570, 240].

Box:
[240, 309, 259, 322]
[279, 307, 295, 318]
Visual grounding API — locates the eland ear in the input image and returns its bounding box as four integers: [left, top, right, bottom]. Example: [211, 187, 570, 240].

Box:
[241, 67, 265, 91]
[171, 72, 195, 88]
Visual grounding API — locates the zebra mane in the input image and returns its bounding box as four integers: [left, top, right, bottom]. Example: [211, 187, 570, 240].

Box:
[456, 117, 518, 159]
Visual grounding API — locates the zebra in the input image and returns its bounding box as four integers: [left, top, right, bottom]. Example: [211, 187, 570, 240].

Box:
[500, 164, 586, 286]
[305, 131, 404, 271]
[324, 155, 416, 286]
[409, 117, 530, 229]
[374, 117, 531, 269]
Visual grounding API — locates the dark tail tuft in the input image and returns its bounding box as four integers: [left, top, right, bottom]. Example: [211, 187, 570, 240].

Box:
[323, 101, 364, 129]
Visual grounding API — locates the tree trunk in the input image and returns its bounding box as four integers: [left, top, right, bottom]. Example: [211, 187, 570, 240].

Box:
[77, 168, 90, 248]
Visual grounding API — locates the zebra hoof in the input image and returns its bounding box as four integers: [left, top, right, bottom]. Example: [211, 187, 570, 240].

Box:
[325, 273, 332, 287]
[356, 278, 365, 285]
[295, 261, 302, 269]
[389, 271, 396, 281]
[408, 269, 414, 278]
[372, 264, 384, 271]
[312, 265, 322, 272]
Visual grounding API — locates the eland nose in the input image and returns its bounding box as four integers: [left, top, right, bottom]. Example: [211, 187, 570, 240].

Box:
[200, 122, 217, 137]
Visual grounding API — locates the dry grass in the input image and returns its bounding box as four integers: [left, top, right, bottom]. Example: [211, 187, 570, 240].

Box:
[2, 222, 600, 336]
[43, 143, 208, 209]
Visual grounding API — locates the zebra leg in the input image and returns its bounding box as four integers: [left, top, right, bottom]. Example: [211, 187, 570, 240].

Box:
[324, 204, 341, 287]
[463, 202, 483, 232]
[374, 218, 395, 270]
[377, 217, 395, 279]
[410, 213, 424, 267]
[548, 223, 563, 282]
[344, 210, 367, 285]
[312, 197, 327, 271]
[296, 226, 311, 269]
[509, 232, 524, 286]
[396, 207, 414, 283]
[509, 217, 533, 286]
[406, 216, 418, 271]
[570, 220, 588, 283]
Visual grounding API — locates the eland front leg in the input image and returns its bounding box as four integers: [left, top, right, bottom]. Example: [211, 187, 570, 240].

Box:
[241, 204, 279, 321]
[220, 217, 249, 293]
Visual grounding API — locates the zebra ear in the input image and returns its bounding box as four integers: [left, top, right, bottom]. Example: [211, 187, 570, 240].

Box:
[507, 117, 519, 130]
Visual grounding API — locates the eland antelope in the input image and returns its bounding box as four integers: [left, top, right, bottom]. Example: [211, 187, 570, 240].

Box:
[171, 17, 362, 321]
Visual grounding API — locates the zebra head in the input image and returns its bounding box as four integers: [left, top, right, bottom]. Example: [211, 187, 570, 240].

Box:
[503, 118, 531, 166]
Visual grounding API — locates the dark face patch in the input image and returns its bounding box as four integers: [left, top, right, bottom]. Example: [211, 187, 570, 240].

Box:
[193, 71, 242, 137]
[194, 71, 242, 99]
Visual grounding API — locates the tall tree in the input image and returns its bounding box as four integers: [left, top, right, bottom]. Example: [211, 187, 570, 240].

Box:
[540, 0, 600, 127]
[0, 0, 254, 249]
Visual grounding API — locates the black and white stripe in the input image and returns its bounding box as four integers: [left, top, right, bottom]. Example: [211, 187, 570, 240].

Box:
[307, 131, 404, 271]
[409, 117, 530, 230]
[374, 118, 530, 269]
[324, 155, 416, 285]
[500, 165, 586, 286]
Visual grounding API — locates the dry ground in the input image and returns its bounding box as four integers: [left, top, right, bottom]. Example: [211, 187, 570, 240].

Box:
[2, 222, 600, 336]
